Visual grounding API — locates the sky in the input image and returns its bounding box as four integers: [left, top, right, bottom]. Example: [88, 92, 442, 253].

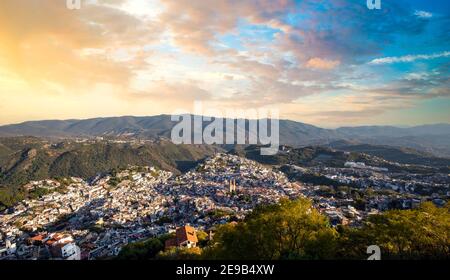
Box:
[0, 0, 449, 127]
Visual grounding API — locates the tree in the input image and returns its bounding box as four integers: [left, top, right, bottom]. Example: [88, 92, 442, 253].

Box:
[203, 198, 338, 260]
[196, 230, 209, 247]
[117, 238, 164, 260]
[157, 247, 202, 260]
[204, 199, 450, 260]
[338, 202, 450, 259]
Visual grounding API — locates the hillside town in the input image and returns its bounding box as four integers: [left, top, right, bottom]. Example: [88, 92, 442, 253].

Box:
[0, 153, 448, 260]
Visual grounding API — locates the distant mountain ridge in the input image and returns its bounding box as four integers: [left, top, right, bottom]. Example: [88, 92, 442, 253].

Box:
[0, 115, 175, 138]
[0, 115, 449, 157]
[336, 123, 450, 137]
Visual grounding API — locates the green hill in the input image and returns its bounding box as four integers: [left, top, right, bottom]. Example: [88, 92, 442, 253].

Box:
[329, 141, 450, 167]
[231, 144, 449, 173]
[0, 137, 222, 209]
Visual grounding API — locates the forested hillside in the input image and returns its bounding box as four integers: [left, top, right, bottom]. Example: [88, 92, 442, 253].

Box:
[0, 137, 221, 209]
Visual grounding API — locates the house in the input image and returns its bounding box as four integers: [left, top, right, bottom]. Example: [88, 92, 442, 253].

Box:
[27, 234, 45, 245]
[0, 247, 7, 258]
[0, 240, 16, 258]
[50, 242, 81, 260]
[165, 225, 198, 249]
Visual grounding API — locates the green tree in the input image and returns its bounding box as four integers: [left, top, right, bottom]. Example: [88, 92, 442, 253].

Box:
[203, 198, 338, 260]
[117, 238, 164, 260]
[157, 247, 202, 260]
[338, 202, 450, 259]
[197, 230, 209, 247]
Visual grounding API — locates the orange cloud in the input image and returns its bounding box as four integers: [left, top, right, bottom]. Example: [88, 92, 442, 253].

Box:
[0, 0, 446, 128]
[159, 0, 294, 55]
[0, 0, 156, 93]
[306, 57, 340, 70]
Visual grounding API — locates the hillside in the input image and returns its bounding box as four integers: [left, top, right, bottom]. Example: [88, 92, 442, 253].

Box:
[0, 137, 222, 184]
[230, 144, 449, 173]
[0, 137, 223, 209]
[329, 141, 450, 167]
[0, 116, 175, 138]
[2, 137, 448, 190]
[1, 136, 449, 209]
[0, 115, 449, 156]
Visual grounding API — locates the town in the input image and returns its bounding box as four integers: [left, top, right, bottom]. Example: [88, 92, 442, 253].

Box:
[0, 153, 448, 260]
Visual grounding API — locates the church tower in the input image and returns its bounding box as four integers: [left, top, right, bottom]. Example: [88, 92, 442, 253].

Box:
[229, 179, 237, 193]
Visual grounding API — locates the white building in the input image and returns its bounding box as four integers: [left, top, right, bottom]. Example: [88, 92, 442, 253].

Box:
[50, 242, 81, 260]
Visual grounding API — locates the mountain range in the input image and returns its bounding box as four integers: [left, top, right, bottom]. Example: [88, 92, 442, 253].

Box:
[0, 115, 449, 157]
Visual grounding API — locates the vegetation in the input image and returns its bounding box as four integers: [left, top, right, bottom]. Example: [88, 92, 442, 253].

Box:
[0, 186, 25, 210]
[155, 216, 173, 226]
[233, 145, 372, 168]
[331, 142, 450, 168]
[28, 187, 52, 200]
[234, 145, 448, 173]
[204, 199, 449, 260]
[196, 230, 209, 247]
[0, 137, 220, 208]
[337, 202, 450, 259]
[108, 176, 121, 187]
[203, 198, 338, 260]
[116, 233, 174, 260]
[87, 224, 106, 234]
[156, 247, 202, 260]
[207, 209, 233, 219]
[115, 199, 449, 260]
[117, 237, 165, 260]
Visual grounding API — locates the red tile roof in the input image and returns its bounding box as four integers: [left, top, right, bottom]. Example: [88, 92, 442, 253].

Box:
[165, 225, 198, 249]
[30, 235, 44, 241]
[176, 225, 198, 244]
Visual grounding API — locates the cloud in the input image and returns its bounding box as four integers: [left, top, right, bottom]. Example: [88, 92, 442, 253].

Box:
[306, 58, 340, 70]
[0, 0, 158, 92]
[158, 0, 294, 55]
[414, 10, 433, 19]
[0, 0, 448, 127]
[304, 109, 385, 122]
[369, 51, 450, 65]
[274, 0, 433, 67]
[365, 67, 450, 100]
[128, 80, 213, 102]
[218, 55, 280, 79]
